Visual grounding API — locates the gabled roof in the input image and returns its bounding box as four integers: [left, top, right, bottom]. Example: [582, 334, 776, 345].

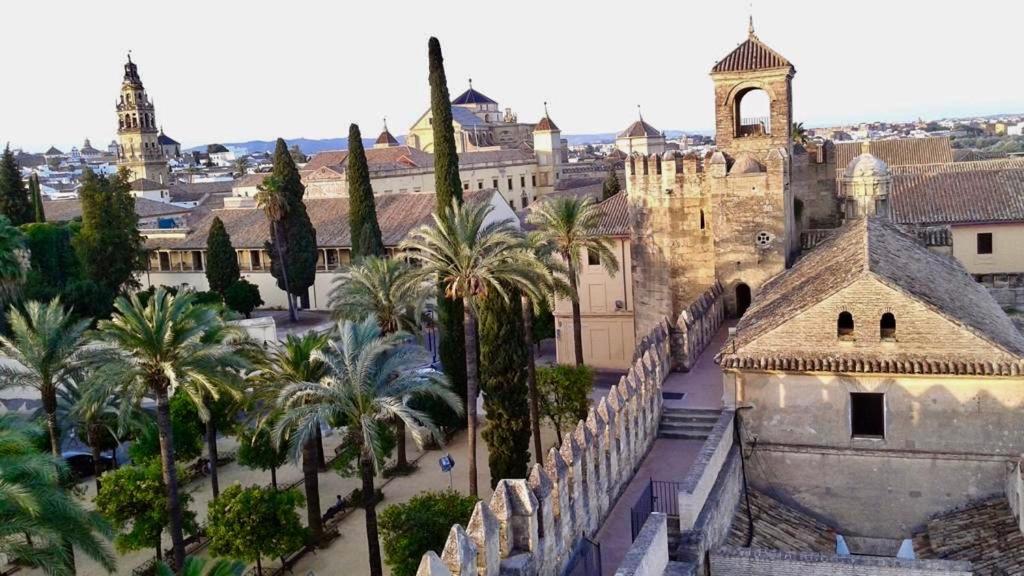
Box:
[711, 31, 793, 74]
[451, 87, 496, 105]
[890, 161, 1024, 225]
[45, 146, 63, 156]
[535, 115, 559, 132]
[835, 137, 954, 170]
[43, 197, 189, 222]
[617, 119, 661, 139]
[129, 178, 167, 191]
[724, 217, 1024, 366]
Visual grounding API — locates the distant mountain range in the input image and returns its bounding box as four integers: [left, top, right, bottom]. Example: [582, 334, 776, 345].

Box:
[186, 129, 708, 155]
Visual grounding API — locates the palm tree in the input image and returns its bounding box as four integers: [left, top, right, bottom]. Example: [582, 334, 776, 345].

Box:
[328, 256, 429, 468]
[0, 216, 27, 301]
[0, 415, 116, 576]
[528, 196, 619, 366]
[89, 288, 247, 571]
[156, 557, 245, 576]
[234, 156, 249, 178]
[262, 332, 329, 545]
[792, 121, 809, 146]
[274, 317, 460, 576]
[58, 377, 144, 492]
[255, 175, 297, 322]
[0, 298, 90, 458]
[401, 200, 546, 497]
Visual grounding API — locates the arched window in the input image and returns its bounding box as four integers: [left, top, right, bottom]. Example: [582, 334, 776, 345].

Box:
[880, 313, 896, 340]
[837, 311, 854, 338]
[699, 209, 706, 230]
[735, 88, 771, 137]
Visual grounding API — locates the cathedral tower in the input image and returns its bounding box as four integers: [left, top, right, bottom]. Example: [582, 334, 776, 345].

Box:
[532, 103, 563, 195]
[116, 55, 168, 183]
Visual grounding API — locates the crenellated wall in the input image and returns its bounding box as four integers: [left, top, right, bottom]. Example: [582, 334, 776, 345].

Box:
[415, 320, 673, 576]
[673, 282, 726, 371]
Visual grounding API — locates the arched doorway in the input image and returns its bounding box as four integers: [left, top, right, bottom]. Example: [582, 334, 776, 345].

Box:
[735, 283, 751, 317]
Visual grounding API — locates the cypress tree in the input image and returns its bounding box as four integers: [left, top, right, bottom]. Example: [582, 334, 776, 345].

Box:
[266, 139, 318, 309]
[602, 166, 621, 201]
[347, 124, 385, 260]
[428, 37, 468, 415]
[30, 174, 45, 223]
[478, 289, 531, 488]
[205, 216, 240, 295]
[0, 145, 32, 225]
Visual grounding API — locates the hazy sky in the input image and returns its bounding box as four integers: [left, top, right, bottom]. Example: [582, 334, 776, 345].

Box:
[5, 0, 1023, 151]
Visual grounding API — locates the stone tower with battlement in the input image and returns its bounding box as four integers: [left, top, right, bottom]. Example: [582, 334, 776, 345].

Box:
[628, 22, 796, 358]
[115, 55, 169, 184]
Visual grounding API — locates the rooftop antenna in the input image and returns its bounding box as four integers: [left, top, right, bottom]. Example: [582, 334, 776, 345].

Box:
[748, 2, 756, 37]
[543, 101, 549, 117]
[127, 49, 132, 63]
[383, 116, 388, 132]
[637, 104, 643, 122]
[468, 77, 473, 90]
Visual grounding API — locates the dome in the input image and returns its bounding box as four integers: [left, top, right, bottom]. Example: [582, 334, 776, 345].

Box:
[844, 152, 889, 179]
[729, 154, 765, 175]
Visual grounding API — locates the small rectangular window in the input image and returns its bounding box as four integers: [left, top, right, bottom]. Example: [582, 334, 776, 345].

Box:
[977, 232, 993, 255]
[520, 176, 526, 188]
[532, 175, 537, 187]
[851, 393, 884, 438]
[463, 182, 469, 191]
[492, 179, 498, 189]
[508, 178, 513, 190]
[477, 181, 483, 190]
[588, 250, 600, 266]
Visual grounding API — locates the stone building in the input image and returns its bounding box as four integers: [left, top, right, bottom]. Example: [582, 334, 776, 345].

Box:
[406, 82, 538, 153]
[115, 55, 170, 183]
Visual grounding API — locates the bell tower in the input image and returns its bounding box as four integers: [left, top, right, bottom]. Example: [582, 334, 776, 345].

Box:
[116, 54, 168, 183]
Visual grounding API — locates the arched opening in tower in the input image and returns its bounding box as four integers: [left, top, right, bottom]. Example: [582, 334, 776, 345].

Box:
[735, 88, 771, 137]
[735, 283, 752, 317]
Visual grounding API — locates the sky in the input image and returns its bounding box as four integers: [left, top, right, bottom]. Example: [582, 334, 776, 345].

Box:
[4, 0, 1024, 151]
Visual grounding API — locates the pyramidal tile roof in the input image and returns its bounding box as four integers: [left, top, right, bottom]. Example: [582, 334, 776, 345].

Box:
[451, 86, 496, 106]
[711, 29, 793, 74]
[535, 115, 559, 132]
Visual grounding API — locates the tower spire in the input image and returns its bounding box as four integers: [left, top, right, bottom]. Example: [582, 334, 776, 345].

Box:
[748, 14, 755, 37]
[637, 104, 643, 122]
[543, 101, 549, 117]
[383, 116, 388, 132]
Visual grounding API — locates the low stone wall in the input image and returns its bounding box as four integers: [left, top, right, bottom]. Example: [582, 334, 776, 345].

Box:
[614, 513, 668, 576]
[229, 316, 278, 344]
[709, 547, 973, 576]
[673, 282, 725, 371]
[677, 410, 735, 531]
[1008, 456, 1023, 534]
[416, 320, 673, 576]
[676, 446, 742, 572]
[978, 273, 1024, 309]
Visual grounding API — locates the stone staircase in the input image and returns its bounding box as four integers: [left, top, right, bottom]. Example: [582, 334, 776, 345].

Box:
[658, 407, 721, 440]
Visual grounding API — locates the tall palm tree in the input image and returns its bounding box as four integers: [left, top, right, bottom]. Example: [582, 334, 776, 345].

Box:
[0, 415, 116, 576]
[792, 121, 809, 146]
[0, 216, 27, 301]
[89, 288, 247, 571]
[401, 200, 546, 497]
[255, 175, 297, 322]
[0, 298, 90, 458]
[262, 332, 329, 545]
[274, 317, 460, 576]
[328, 256, 429, 468]
[528, 196, 619, 366]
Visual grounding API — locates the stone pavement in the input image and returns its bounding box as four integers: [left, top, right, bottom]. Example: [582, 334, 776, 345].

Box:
[594, 323, 732, 575]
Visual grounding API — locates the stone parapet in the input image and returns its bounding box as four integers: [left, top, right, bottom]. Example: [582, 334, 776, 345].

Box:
[416, 320, 673, 576]
[709, 546, 973, 576]
[613, 512, 669, 576]
[677, 410, 735, 531]
[673, 281, 725, 371]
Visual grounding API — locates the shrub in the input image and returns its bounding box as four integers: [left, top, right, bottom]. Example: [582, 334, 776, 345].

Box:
[224, 279, 263, 318]
[378, 490, 478, 576]
[129, 392, 204, 464]
[536, 364, 594, 444]
[206, 484, 307, 575]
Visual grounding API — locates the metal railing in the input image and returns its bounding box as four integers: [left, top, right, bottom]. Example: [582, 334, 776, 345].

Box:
[630, 479, 682, 541]
[738, 116, 771, 137]
[563, 537, 602, 576]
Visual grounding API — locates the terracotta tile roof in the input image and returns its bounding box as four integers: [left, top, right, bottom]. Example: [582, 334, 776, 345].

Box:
[375, 129, 399, 146]
[595, 191, 629, 237]
[890, 164, 1024, 225]
[305, 146, 434, 174]
[914, 498, 1024, 576]
[234, 173, 270, 188]
[147, 189, 493, 251]
[727, 490, 836, 553]
[129, 178, 167, 191]
[720, 217, 1024, 372]
[617, 119, 661, 139]
[711, 34, 793, 74]
[304, 150, 349, 171]
[43, 197, 190, 222]
[835, 137, 954, 171]
[535, 115, 559, 132]
[890, 157, 1024, 175]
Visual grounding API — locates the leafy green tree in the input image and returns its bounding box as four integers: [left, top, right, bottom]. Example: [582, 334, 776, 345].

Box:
[205, 216, 240, 295]
[207, 484, 307, 575]
[378, 490, 477, 576]
[428, 37, 468, 426]
[73, 167, 146, 306]
[95, 462, 198, 563]
[128, 392, 205, 465]
[347, 124, 386, 260]
[260, 139, 317, 320]
[275, 317, 460, 576]
[401, 200, 545, 497]
[536, 364, 593, 445]
[156, 557, 245, 576]
[0, 215, 27, 302]
[0, 415, 115, 575]
[21, 222, 80, 304]
[528, 196, 619, 366]
[261, 332, 328, 544]
[0, 298, 90, 457]
[602, 166, 621, 200]
[0, 145, 31, 225]
[91, 288, 247, 571]
[29, 173, 45, 223]
[236, 423, 287, 489]
[478, 290, 531, 487]
[224, 279, 262, 318]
